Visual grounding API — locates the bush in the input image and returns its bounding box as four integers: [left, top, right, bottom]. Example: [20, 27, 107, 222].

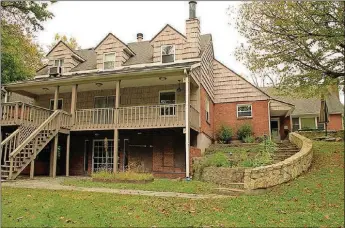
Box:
[92, 170, 154, 181]
[243, 135, 255, 143]
[237, 123, 253, 140]
[216, 124, 233, 144]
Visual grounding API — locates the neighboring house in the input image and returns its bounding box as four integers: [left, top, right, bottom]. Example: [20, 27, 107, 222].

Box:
[1, 2, 343, 180]
[261, 87, 344, 141]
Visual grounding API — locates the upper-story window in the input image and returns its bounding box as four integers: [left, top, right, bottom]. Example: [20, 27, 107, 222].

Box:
[159, 91, 176, 116]
[103, 53, 116, 70]
[161, 45, 175, 63]
[237, 104, 252, 118]
[54, 59, 64, 67]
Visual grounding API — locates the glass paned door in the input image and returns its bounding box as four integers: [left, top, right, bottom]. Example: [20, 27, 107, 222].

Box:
[93, 139, 114, 172]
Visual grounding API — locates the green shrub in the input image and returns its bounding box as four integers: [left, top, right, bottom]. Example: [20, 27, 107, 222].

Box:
[237, 123, 253, 140]
[216, 124, 233, 144]
[92, 170, 154, 181]
[243, 135, 255, 143]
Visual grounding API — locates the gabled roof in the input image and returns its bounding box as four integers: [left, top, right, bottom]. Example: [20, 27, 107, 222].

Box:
[261, 87, 344, 115]
[46, 40, 86, 62]
[94, 33, 135, 56]
[150, 24, 187, 43]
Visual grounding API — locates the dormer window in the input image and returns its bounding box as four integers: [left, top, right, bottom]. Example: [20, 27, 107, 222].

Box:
[54, 59, 64, 67]
[161, 45, 175, 63]
[103, 53, 116, 70]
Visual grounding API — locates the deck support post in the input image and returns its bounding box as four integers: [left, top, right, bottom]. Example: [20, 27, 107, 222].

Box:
[71, 84, 78, 124]
[53, 86, 59, 110]
[66, 134, 70, 176]
[113, 80, 120, 173]
[30, 160, 35, 179]
[184, 71, 190, 178]
[50, 135, 59, 178]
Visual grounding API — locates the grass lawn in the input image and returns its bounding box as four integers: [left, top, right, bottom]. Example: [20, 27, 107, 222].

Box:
[62, 178, 219, 194]
[2, 141, 344, 227]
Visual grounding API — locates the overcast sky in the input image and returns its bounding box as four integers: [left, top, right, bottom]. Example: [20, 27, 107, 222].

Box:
[36, 1, 344, 103]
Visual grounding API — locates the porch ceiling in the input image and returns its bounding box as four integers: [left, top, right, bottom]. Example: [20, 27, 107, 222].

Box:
[8, 74, 185, 96]
[270, 100, 294, 117]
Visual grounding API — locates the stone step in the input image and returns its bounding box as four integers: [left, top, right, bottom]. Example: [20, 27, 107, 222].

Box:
[213, 187, 246, 196]
[225, 182, 245, 189]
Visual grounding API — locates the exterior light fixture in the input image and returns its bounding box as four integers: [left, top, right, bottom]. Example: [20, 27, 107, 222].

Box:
[159, 77, 167, 81]
[96, 83, 103, 87]
[42, 87, 49, 91]
[177, 80, 182, 92]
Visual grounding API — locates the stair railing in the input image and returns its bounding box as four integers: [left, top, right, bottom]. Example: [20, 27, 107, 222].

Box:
[8, 110, 61, 179]
[0, 129, 20, 165]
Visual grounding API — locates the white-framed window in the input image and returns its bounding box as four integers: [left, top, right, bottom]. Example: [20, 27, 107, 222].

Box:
[49, 98, 63, 110]
[159, 91, 176, 116]
[237, 104, 252, 118]
[54, 59, 64, 67]
[161, 45, 175, 63]
[205, 97, 210, 123]
[292, 117, 299, 131]
[94, 96, 115, 108]
[103, 53, 116, 70]
[300, 117, 317, 130]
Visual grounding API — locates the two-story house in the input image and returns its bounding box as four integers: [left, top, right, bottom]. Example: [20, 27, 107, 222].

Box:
[1, 1, 343, 181]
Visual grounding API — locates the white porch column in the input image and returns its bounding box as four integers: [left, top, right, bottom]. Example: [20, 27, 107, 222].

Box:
[185, 75, 190, 178]
[53, 86, 59, 110]
[71, 84, 78, 124]
[267, 100, 271, 139]
[113, 80, 120, 173]
[50, 86, 59, 178]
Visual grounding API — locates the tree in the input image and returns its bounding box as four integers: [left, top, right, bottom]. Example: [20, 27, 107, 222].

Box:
[231, 1, 344, 97]
[1, 21, 43, 83]
[1, 1, 55, 33]
[49, 33, 81, 50]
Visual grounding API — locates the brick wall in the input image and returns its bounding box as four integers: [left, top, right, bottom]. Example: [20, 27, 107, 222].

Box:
[328, 114, 343, 131]
[281, 116, 291, 140]
[214, 100, 270, 138]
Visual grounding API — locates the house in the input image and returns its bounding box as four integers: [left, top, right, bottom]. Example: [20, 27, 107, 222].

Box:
[1, 2, 343, 180]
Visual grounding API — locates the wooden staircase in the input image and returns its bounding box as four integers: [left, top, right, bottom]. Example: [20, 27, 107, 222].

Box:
[1, 110, 71, 181]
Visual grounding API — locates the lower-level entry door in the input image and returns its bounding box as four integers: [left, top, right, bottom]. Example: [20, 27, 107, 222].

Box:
[92, 139, 114, 172]
[270, 119, 280, 142]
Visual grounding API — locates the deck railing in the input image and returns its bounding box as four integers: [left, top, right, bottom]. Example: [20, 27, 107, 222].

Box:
[117, 103, 185, 128]
[74, 108, 115, 130]
[2, 102, 200, 130]
[1, 102, 53, 126]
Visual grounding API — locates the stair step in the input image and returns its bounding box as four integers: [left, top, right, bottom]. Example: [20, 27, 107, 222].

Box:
[225, 182, 245, 189]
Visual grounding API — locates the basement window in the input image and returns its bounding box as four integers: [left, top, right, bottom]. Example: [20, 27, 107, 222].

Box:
[237, 104, 252, 118]
[103, 53, 116, 70]
[161, 45, 175, 63]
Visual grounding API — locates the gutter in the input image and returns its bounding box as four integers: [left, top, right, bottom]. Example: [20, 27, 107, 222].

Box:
[5, 61, 199, 90]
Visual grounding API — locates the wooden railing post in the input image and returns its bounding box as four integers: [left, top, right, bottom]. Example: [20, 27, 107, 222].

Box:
[14, 103, 19, 124]
[8, 157, 13, 180]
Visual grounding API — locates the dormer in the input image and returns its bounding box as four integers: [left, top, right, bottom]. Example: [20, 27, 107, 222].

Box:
[150, 24, 187, 63]
[94, 33, 135, 70]
[46, 41, 85, 74]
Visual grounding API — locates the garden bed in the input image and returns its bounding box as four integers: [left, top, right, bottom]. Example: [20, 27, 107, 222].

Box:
[91, 170, 154, 184]
[92, 178, 154, 184]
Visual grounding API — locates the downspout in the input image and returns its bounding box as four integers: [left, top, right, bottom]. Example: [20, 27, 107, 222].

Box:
[184, 68, 191, 179]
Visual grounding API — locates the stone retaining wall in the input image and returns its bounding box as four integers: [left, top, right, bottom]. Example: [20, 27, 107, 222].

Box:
[243, 133, 313, 189]
[201, 167, 245, 185]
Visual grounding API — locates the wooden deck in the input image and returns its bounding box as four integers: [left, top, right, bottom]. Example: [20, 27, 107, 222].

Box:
[1, 102, 200, 131]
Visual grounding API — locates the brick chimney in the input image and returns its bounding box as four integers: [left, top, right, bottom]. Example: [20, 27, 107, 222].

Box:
[184, 1, 200, 59]
[137, 33, 143, 42]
